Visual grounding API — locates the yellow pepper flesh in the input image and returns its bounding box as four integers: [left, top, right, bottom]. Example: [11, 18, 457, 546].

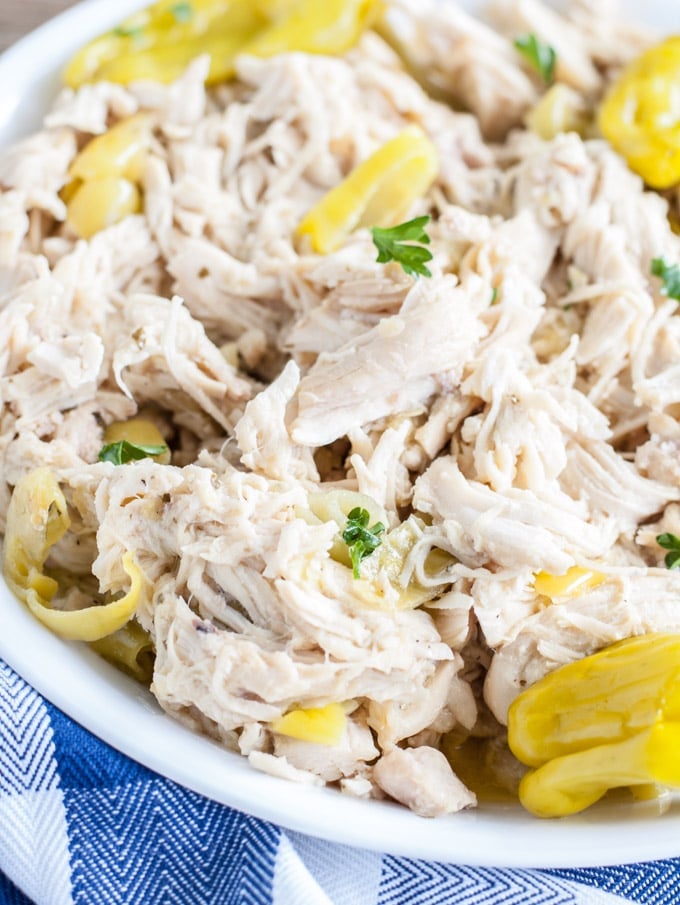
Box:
[598, 36, 680, 189]
[509, 633, 680, 767]
[533, 565, 606, 599]
[3, 469, 145, 642]
[64, 0, 267, 87]
[519, 721, 680, 818]
[64, 0, 378, 89]
[241, 0, 383, 60]
[69, 114, 154, 183]
[271, 703, 347, 745]
[67, 177, 142, 239]
[508, 634, 680, 817]
[297, 125, 439, 253]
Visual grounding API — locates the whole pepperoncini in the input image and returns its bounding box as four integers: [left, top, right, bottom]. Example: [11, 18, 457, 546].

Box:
[598, 37, 680, 189]
[508, 633, 680, 817]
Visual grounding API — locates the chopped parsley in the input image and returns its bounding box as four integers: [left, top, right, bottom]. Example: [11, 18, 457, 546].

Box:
[656, 533, 680, 570]
[342, 507, 385, 579]
[490, 287, 499, 305]
[651, 257, 680, 301]
[170, 1, 193, 23]
[98, 440, 168, 465]
[114, 21, 145, 39]
[514, 34, 557, 85]
[371, 216, 433, 279]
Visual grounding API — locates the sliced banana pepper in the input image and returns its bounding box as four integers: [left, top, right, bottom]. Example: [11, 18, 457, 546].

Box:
[271, 703, 347, 746]
[508, 633, 680, 817]
[297, 125, 438, 253]
[64, 0, 380, 88]
[3, 468, 145, 642]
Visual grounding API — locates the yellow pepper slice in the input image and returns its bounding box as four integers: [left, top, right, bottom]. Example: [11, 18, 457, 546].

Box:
[3, 469, 146, 642]
[63, 0, 378, 89]
[271, 703, 347, 745]
[598, 36, 680, 189]
[533, 566, 605, 599]
[67, 177, 142, 239]
[69, 114, 154, 183]
[94, 24, 263, 86]
[518, 721, 680, 818]
[241, 0, 383, 60]
[508, 634, 680, 817]
[525, 84, 589, 141]
[64, 0, 266, 87]
[296, 125, 439, 253]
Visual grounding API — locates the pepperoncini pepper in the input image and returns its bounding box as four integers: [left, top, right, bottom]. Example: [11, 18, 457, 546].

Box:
[598, 37, 680, 189]
[3, 469, 146, 641]
[508, 633, 680, 817]
[296, 125, 439, 253]
[64, 0, 382, 88]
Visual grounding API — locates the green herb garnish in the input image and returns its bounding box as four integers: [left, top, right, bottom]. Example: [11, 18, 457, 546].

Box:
[651, 257, 680, 302]
[656, 533, 680, 570]
[98, 440, 168, 466]
[114, 22, 145, 39]
[514, 34, 557, 85]
[170, 1, 193, 23]
[371, 216, 433, 279]
[490, 287, 499, 305]
[342, 507, 385, 579]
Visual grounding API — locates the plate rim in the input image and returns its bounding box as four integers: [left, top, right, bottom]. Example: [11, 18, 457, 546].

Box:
[1, 0, 679, 870]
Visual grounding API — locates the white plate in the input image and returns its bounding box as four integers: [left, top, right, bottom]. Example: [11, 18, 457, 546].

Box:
[0, 0, 677, 869]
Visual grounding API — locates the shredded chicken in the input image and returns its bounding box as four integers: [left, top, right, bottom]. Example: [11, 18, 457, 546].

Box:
[1, 0, 678, 817]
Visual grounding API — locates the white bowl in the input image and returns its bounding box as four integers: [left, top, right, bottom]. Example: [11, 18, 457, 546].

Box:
[0, 0, 677, 868]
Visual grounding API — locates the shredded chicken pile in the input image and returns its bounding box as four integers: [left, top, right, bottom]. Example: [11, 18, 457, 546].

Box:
[1, 0, 678, 817]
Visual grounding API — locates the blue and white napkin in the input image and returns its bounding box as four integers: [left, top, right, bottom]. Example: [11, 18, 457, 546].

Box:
[2, 659, 680, 905]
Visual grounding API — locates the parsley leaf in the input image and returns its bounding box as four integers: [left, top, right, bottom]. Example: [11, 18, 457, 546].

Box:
[114, 21, 144, 38]
[651, 257, 680, 301]
[170, 1, 193, 23]
[342, 507, 385, 579]
[656, 533, 680, 570]
[98, 440, 168, 466]
[370, 216, 433, 278]
[514, 34, 557, 85]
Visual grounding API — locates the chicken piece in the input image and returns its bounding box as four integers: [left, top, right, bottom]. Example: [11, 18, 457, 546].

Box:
[292, 276, 487, 446]
[636, 414, 680, 487]
[484, 571, 680, 724]
[113, 294, 252, 432]
[45, 82, 139, 134]
[368, 660, 457, 749]
[273, 718, 378, 782]
[561, 438, 678, 533]
[381, 0, 538, 140]
[489, 0, 601, 95]
[248, 751, 324, 786]
[414, 456, 617, 574]
[234, 361, 318, 482]
[373, 746, 476, 816]
[0, 128, 75, 219]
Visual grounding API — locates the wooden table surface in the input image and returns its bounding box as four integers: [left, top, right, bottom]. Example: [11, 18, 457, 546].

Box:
[1, 1, 78, 53]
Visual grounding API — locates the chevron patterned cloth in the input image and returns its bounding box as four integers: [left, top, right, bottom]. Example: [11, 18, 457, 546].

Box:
[3, 661, 680, 905]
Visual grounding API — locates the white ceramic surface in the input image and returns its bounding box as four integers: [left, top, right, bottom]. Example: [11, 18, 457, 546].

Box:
[0, 0, 677, 869]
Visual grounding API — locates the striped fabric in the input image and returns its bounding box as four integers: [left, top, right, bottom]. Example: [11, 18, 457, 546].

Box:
[2, 660, 680, 905]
